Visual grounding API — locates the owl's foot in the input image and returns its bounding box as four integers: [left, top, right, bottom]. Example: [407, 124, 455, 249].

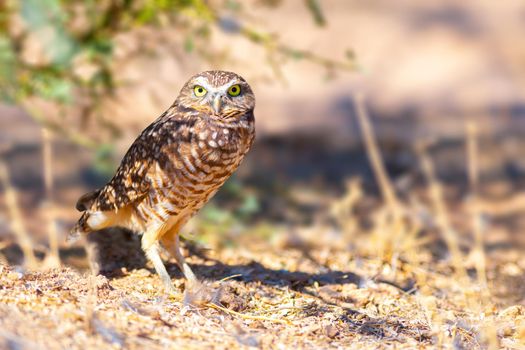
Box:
[182, 279, 219, 307]
[162, 281, 178, 298]
[180, 263, 215, 306]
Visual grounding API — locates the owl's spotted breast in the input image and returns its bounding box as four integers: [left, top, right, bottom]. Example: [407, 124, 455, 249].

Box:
[91, 106, 254, 231]
[139, 109, 254, 224]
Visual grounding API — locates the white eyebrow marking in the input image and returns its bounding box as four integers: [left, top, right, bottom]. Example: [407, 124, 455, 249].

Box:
[194, 77, 212, 90]
[193, 77, 239, 93]
[219, 81, 240, 91]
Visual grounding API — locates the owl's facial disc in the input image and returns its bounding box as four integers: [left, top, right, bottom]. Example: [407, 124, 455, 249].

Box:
[191, 78, 249, 118]
[176, 71, 255, 123]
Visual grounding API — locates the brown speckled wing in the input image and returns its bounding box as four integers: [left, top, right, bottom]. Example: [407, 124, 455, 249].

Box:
[92, 109, 195, 212]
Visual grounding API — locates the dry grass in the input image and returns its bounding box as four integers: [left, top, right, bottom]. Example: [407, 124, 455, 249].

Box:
[465, 120, 488, 290]
[0, 160, 37, 269]
[42, 128, 61, 268]
[0, 226, 523, 350]
[415, 141, 467, 281]
[1, 99, 524, 349]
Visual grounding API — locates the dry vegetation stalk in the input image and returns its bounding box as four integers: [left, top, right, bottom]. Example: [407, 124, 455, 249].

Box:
[330, 178, 363, 238]
[415, 142, 467, 281]
[354, 94, 407, 259]
[353, 94, 400, 211]
[0, 160, 37, 268]
[206, 302, 292, 325]
[82, 240, 126, 345]
[42, 128, 61, 267]
[83, 243, 98, 333]
[21, 102, 97, 149]
[466, 121, 487, 289]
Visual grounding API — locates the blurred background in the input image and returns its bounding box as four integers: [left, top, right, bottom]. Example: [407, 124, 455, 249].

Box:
[1, 0, 525, 305]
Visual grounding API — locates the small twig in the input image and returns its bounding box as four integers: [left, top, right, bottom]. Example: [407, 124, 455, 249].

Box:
[237, 23, 356, 81]
[465, 120, 487, 290]
[353, 94, 400, 212]
[42, 128, 61, 268]
[21, 102, 98, 149]
[218, 274, 242, 283]
[81, 234, 101, 337]
[206, 303, 292, 325]
[354, 94, 408, 259]
[416, 141, 467, 281]
[0, 160, 37, 268]
[84, 274, 97, 333]
[84, 261, 124, 346]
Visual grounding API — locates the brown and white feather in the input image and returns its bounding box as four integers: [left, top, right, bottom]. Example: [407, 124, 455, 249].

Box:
[69, 71, 255, 246]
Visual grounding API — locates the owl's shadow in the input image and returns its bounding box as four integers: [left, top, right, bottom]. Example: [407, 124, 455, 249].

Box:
[81, 230, 425, 342]
[86, 229, 363, 289]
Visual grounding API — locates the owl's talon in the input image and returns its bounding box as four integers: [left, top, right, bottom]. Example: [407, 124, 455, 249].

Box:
[165, 289, 180, 301]
[182, 279, 217, 306]
[185, 276, 201, 291]
[163, 282, 177, 295]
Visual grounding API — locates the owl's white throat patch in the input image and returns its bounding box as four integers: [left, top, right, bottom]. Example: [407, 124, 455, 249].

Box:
[86, 211, 110, 230]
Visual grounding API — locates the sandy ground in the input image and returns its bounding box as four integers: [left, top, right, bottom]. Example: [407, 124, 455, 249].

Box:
[0, 226, 524, 350]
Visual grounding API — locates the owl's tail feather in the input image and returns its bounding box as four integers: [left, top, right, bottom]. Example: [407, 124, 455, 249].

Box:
[76, 189, 101, 212]
[67, 212, 92, 243]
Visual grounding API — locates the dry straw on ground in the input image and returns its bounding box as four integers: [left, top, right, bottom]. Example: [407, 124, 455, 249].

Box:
[0, 99, 524, 349]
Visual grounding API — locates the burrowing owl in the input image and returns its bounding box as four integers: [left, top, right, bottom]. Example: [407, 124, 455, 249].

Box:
[69, 71, 255, 293]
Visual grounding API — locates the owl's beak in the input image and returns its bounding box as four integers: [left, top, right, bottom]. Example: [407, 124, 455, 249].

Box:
[211, 95, 222, 114]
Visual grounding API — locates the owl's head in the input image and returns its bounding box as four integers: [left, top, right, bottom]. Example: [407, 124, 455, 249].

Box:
[176, 70, 255, 123]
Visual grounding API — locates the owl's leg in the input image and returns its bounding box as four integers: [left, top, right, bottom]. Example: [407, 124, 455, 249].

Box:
[142, 232, 176, 294]
[161, 234, 198, 287]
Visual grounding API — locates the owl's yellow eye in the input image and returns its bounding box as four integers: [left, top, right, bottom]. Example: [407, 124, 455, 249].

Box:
[194, 85, 207, 97]
[227, 84, 241, 97]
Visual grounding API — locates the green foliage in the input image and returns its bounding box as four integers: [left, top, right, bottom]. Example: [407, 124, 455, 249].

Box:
[304, 0, 326, 26]
[33, 71, 73, 103]
[0, 0, 355, 152]
[21, 0, 77, 66]
[183, 35, 194, 53]
[92, 143, 117, 179]
[0, 36, 16, 101]
[2, 0, 220, 108]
